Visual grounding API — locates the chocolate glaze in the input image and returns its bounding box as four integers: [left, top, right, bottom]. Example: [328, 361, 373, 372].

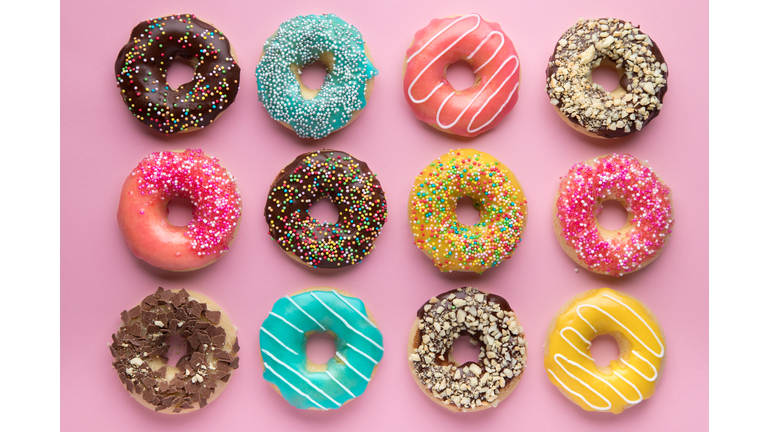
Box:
[114, 14, 240, 134]
[545, 18, 668, 138]
[416, 287, 512, 320]
[264, 149, 387, 268]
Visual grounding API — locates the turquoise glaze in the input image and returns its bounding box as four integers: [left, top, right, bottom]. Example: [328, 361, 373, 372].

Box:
[255, 14, 378, 139]
[260, 289, 384, 410]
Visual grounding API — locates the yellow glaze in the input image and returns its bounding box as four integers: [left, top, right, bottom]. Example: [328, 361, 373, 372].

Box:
[543, 288, 666, 414]
[408, 149, 527, 273]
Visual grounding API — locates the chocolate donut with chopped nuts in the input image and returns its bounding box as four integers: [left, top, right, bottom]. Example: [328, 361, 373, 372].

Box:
[110, 288, 239, 413]
[546, 18, 668, 138]
[407, 287, 527, 412]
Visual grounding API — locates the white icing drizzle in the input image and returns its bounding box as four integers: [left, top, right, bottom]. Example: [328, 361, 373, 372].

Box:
[262, 349, 342, 407]
[548, 293, 665, 411]
[263, 362, 328, 411]
[325, 370, 356, 398]
[347, 343, 379, 365]
[406, 14, 518, 134]
[336, 351, 370, 382]
[332, 289, 377, 328]
[269, 311, 304, 333]
[310, 292, 384, 351]
[286, 295, 326, 331]
[260, 327, 298, 355]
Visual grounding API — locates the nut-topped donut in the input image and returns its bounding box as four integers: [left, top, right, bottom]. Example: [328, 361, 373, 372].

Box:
[264, 150, 387, 268]
[256, 14, 378, 139]
[115, 14, 241, 134]
[546, 18, 667, 138]
[110, 288, 240, 413]
[404, 14, 520, 137]
[408, 287, 527, 412]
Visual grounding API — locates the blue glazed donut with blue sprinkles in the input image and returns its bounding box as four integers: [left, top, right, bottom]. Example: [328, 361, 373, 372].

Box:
[259, 287, 384, 410]
[255, 14, 378, 139]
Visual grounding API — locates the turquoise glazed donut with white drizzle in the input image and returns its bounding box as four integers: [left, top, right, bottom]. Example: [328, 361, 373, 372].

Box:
[255, 14, 378, 139]
[259, 287, 384, 410]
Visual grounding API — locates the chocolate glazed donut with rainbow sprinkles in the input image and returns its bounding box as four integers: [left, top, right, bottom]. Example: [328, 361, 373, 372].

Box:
[115, 14, 241, 134]
[265, 150, 387, 268]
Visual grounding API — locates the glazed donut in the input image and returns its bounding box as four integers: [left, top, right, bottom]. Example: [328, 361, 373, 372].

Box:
[403, 14, 520, 137]
[409, 148, 527, 273]
[264, 149, 387, 268]
[115, 14, 240, 134]
[544, 288, 666, 414]
[256, 14, 378, 139]
[554, 154, 674, 276]
[110, 287, 240, 413]
[407, 287, 526, 412]
[117, 149, 242, 271]
[546, 18, 668, 138]
[259, 287, 384, 410]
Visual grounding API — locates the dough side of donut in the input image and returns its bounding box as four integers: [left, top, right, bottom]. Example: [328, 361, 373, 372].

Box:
[260, 287, 380, 410]
[543, 288, 667, 414]
[115, 289, 239, 414]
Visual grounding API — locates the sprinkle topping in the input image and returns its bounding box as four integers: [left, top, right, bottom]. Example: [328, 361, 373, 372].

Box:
[264, 150, 387, 268]
[409, 149, 527, 273]
[255, 14, 378, 139]
[133, 149, 241, 256]
[555, 154, 674, 276]
[115, 14, 241, 134]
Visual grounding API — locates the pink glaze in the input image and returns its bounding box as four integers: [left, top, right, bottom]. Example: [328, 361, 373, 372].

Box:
[404, 14, 520, 137]
[555, 154, 674, 276]
[117, 149, 242, 271]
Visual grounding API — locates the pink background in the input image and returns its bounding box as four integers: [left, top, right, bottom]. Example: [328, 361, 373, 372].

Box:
[61, 0, 708, 430]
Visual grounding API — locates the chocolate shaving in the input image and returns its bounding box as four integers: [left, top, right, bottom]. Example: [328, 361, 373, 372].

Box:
[109, 287, 238, 412]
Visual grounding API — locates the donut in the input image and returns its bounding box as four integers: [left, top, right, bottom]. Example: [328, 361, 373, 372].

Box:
[115, 14, 241, 134]
[259, 287, 384, 410]
[255, 14, 378, 139]
[117, 149, 242, 271]
[544, 288, 666, 414]
[110, 287, 240, 413]
[546, 18, 668, 138]
[408, 148, 527, 273]
[407, 287, 527, 412]
[554, 154, 674, 276]
[264, 149, 387, 268]
[403, 14, 520, 137]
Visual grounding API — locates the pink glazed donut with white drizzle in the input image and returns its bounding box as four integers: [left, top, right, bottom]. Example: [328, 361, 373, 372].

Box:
[553, 154, 674, 277]
[117, 149, 242, 271]
[403, 14, 520, 137]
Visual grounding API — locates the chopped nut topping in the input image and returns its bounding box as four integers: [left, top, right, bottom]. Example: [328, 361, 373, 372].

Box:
[410, 287, 526, 411]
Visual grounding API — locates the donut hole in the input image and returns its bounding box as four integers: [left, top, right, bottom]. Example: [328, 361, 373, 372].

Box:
[306, 331, 337, 367]
[165, 56, 197, 91]
[445, 60, 477, 91]
[164, 334, 188, 367]
[590, 334, 620, 367]
[166, 197, 195, 227]
[595, 199, 629, 231]
[450, 334, 481, 366]
[455, 196, 481, 225]
[590, 60, 626, 97]
[299, 61, 328, 90]
[309, 197, 339, 225]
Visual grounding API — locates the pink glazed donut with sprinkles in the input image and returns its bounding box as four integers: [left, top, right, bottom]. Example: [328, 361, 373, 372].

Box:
[117, 149, 242, 271]
[403, 14, 520, 137]
[554, 154, 674, 276]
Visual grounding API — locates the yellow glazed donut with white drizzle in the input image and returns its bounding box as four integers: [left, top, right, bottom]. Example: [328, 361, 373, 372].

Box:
[543, 288, 666, 414]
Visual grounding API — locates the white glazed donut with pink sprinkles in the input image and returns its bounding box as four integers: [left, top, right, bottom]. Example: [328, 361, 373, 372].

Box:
[553, 154, 674, 276]
[117, 149, 242, 271]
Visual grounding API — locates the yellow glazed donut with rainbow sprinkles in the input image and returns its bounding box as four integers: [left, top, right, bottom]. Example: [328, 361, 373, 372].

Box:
[408, 149, 526, 273]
